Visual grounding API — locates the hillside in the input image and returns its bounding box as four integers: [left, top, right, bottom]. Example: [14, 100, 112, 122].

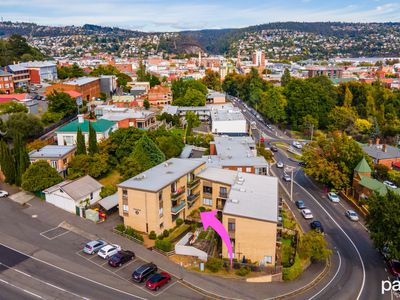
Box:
[0, 34, 46, 66]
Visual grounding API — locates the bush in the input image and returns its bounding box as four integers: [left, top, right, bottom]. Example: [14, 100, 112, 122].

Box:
[115, 224, 125, 232]
[190, 223, 197, 232]
[155, 239, 173, 252]
[149, 231, 157, 240]
[163, 229, 170, 238]
[199, 206, 206, 212]
[205, 258, 224, 273]
[100, 184, 117, 198]
[235, 267, 251, 277]
[157, 234, 164, 240]
[176, 218, 184, 226]
[282, 255, 303, 281]
[124, 226, 144, 242]
[198, 230, 208, 240]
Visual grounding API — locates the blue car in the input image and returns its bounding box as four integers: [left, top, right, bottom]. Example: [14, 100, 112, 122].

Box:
[295, 200, 306, 209]
[310, 221, 324, 233]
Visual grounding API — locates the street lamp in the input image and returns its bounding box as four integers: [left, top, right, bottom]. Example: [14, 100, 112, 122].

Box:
[284, 166, 296, 202]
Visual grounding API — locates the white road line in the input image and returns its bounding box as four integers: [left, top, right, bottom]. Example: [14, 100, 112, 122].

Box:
[0, 262, 89, 300]
[39, 227, 70, 240]
[153, 280, 178, 296]
[0, 278, 44, 299]
[0, 242, 146, 300]
[114, 259, 137, 273]
[294, 181, 366, 300]
[308, 251, 342, 300]
[39, 226, 60, 235]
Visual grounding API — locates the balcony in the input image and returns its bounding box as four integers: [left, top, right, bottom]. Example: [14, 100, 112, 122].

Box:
[171, 201, 186, 215]
[219, 192, 228, 199]
[187, 193, 200, 203]
[188, 177, 200, 188]
[171, 187, 186, 200]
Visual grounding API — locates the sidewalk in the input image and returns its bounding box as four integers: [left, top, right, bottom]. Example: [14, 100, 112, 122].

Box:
[20, 196, 328, 300]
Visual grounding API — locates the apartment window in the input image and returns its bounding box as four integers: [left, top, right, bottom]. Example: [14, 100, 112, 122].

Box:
[50, 160, 57, 169]
[203, 198, 213, 206]
[237, 167, 243, 172]
[203, 186, 212, 194]
[219, 187, 227, 198]
[123, 204, 129, 213]
[228, 219, 236, 232]
[122, 189, 128, 199]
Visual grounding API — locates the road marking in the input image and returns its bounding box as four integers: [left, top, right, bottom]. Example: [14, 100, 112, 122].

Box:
[0, 262, 89, 299]
[0, 242, 147, 300]
[114, 258, 137, 273]
[40, 226, 70, 240]
[294, 180, 366, 300]
[308, 251, 342, 300]
[0, 278, 44, 299]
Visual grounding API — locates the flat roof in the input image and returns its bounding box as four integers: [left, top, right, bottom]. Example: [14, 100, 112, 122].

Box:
[64, 77, 99, 86]
[195, 155, 268, 168]
[211, 107, 245, 122]
[213, 136, 256, 159]
[29, 145, 76, 159]
[197, 168, 278, 222]
[118, 158, 205, 192]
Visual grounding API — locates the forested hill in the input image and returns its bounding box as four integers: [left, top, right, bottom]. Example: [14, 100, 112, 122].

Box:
[0, 34, 46, 66]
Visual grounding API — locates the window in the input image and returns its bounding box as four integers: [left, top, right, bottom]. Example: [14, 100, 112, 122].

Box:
[63, 136, 74, 145]
[129, 122, 134, 127]
[90, 192, 93, 200]
[159, 207, 163, 218]
[203, 198, 212, 206]
[246, 167, 251, 173]
[219, 187, 227, 198]
[122, 189, 128, 199]
[160, 223, 164, 229]
[237, 167, 243, 172]
[203, 186, 212, 194]
[63, 158, 68, 164]
[123, 204, 129, 213]
[228, 219, 235, 232]
[50, 160, 57, 169]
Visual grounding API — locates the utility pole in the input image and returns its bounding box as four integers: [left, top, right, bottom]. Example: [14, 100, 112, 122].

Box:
[290, 169, 294, 202]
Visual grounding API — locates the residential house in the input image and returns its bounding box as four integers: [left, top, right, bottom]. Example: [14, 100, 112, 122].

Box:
[46, 77, 101, 101]
[0, 93, 38, 114]
[96, 105, 157, 129]
[55, 114, 116, 146]
[44, 175, 103, 216]
[0, 70, 14, 94]
[362, 140, 400, 168]
[29, 145, 76, 177]
[148, 85, 172, 107]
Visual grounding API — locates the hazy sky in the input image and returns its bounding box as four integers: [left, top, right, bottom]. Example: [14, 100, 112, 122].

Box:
[1, 0, 399, 31]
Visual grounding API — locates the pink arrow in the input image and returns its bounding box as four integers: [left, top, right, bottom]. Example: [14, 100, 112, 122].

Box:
[200, 210, 233, 267]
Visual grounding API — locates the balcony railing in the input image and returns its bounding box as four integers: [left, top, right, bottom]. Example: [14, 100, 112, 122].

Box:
[187, 193, 200, 203]
[188, 177, 200, 188]
[171, 187, 186, 200]
[219, 192, 228, 199]
[171, 201, 186, 214]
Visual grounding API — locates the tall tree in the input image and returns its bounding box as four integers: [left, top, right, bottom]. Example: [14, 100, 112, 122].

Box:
[76, 128, 86, 155]
[203, 69, 222, 91]
[47, 90, 77, 118]
[13, 133, 30, 186]
[343, 86, 353, 107]
[0, 140, 15, 184]
[281, 68, 291, 87]
[21, 160, 63, 193]
[258, 87, 287, 123]
[88, 122, 98, 156]
[6, 113, 43, 141]
[143, 99, 150, 110]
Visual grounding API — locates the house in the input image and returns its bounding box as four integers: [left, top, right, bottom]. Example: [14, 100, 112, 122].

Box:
[0, 93, 39, 114]
[0, 70, 14, 94]
[148, 85, 172, 107]
[55, 114, 117, 146]
[362, 140, 400, 168]
[96, 105, 157, 129]
[29, 145, 76, 177]
[7, 64, 30, 87]
[44, 175, 103, 216]
[46, 77, 101, 101]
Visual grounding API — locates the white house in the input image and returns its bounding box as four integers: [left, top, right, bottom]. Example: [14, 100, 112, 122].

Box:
[43, 175, 103, 216]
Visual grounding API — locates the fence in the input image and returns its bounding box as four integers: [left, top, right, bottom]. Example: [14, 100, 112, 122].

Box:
[222, 259, 283, 275]
[37, 114, 77, 141]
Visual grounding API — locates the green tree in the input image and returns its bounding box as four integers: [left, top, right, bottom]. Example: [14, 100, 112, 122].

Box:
[327, 106, 358, 133]
[21, 160, 63, 192]
[76, 127, 86, 155]
[41, 112, 64, 125]
[185, 111, 201, 137]
[298, 231, 331, 261]
[88, 122, 98, 156]
[203, 69, 221, 91]
[0, 102, 28, 115]
[172, 79, 207, 102]
[343, 86, 353, 107]
[67, 153, 109, 179]
[6, 113, 43, 141]
[258, 87, 287, 123]
[143, 99, 150, 110]
[13, 133, 30, 186]
[100, 184, 117, 198]
[173, 88, 206, 107]
[47, 90, 77, 117]
[281, 68, 291, 87]
[155, 135, 184, 159]
[373, 164, 389, 181]
[0, 140, 15, 184]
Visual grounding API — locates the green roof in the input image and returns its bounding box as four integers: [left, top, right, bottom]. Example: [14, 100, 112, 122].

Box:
[354, 158, 372, 174]
[359, 176, 387, 195]
[56, 119, 115, 133]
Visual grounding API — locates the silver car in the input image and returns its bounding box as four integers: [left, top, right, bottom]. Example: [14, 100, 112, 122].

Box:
[0, 190, 9, 197]
[345, 210, 359, 222]
[83, 240, 107, 255]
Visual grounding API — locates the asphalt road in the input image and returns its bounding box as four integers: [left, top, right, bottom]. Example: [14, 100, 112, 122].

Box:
[229, 95, 391, 299]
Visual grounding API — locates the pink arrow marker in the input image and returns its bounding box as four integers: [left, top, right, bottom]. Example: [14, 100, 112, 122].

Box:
[200, 210, 233, 267]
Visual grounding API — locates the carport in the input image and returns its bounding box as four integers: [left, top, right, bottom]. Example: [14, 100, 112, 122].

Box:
[98, 193, 118, 213]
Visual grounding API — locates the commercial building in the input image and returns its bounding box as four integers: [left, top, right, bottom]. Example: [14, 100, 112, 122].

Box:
[307, 66, 343, 79]
[29, 145, 76, 177]
[207, 91, 226, 104]
[12, 61, 58, 84]
[210, 105, 247, 135]
[46, 77, 101, 101]
[0, 70, 14, 94]
[148, 85, 172, 107]
[252, 50, 266, 67]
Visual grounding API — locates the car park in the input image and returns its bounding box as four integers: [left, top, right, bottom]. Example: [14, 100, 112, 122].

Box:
[0, 190, 9, 197]
[98, 244, 121, 259]
[83, 240, 107, 255]
[327, 192, 340, 202]
[132, 263, 158, 283]
[387, 259, 400, 278]
[310, 221, 324, 233]
[383, 180, 397, 189]
[108, 250, 135, 267]
[295, 200, 306, 209]
[282, 174, 291, 182]
[345, 210, 359, 221]
[145, 272, 171, 291]
[276, 161, 284, 168]
[301, 209, 313, 219]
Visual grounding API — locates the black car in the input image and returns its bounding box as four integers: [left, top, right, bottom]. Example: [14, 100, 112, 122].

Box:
[271, 145, 278, 152]
[132, 263, 158, 282]
[108, 250, 135, 267]
[298, 161, 307, 167]
[310, 221, 324, 233]
[295, 200, 306, 209]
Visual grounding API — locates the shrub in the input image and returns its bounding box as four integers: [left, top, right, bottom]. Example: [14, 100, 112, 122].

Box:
[176, 218, 184, 226]
[190, 223, 197, 232]
[163, 229, 170, 238]
[149, 231, 157, 240]
[155, 239, 173, 252]
[198, 230, 208, 240]
[205, 258, 224, 273]
[100, 184, 117, 198]
[124, 226, 144, 242]
[282, 255, 303, 281]
[199, 206, 206, 212]
[157, 234, 164, 240]
[235, 267, 251, 277]
[115, 224, 125, 232]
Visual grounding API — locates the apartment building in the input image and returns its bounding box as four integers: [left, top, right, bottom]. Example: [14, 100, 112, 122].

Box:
[12, 61, 58, 84]
[148, 85, 172, 107]
[7, 64, 30, 87]
[210, 105, 247, 136]
[46, 77, 101, 101]
[0, 70, 14, 94]
[118, 158, 206, 234]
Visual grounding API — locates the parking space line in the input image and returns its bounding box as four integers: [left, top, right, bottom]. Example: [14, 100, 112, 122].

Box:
[113, 259, 136, 273]
[40, 227, 70, 240]
[153, 280, 178, 297]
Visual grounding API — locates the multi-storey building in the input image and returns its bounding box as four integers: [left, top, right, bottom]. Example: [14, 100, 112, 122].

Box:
[7, 64, 30, 88]
[252, 50, 266, 67]
[0, 70, 14, 94]
[148, 85, 172, 107]
[46, 77, 101, 101]
[11, 61, 58, 84]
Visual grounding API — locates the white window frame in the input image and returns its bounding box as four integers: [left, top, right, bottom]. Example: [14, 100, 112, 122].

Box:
[203, 198, 213, 206]
[123, 204, 129, 213]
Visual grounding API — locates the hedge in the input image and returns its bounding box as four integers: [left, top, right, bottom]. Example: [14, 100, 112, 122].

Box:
[235, 266, 251, 277]
[205, 258, 224, 273]
[155, 239, 173, 252]
[115, 223, 125, 232]
[125, 226, 144, 242]
[282, 255, 303, 281]
[149, 231, 157, 240]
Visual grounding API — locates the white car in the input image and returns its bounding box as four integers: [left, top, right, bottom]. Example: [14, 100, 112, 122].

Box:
[345, 210, 359, 222]
[282, 174, 291, 182]
[383, 180, 397, 189]
[98, 244, 121, 259]
[301, 209, 313, 219]
[292, 141, 303, 149]
[0, 190, 9, 197]
[327, 192, 340, 203]
[277, 161, 284, 168]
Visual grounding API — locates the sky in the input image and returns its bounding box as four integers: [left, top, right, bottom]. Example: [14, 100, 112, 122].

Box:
[1, 0, 400, 32]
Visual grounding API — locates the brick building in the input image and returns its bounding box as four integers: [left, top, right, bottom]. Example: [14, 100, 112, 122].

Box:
[148, 85, 172, 107]
[0, 70, 14, 94]
[46, 77, 101, 101]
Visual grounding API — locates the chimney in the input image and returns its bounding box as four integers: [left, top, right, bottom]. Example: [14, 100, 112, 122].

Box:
[376, 138, 380, 145]
[77, 114, 84, 124]
[368, 139, 373, 146]
[383, 144, 387, 152]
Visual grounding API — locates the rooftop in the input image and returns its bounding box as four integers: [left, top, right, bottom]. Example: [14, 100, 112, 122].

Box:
[63, 77, 99, 86]
[354, 157, 372, 174]
[118, 158, 205, 192]
[56, 119, 115, 133]
[0, 70, 12, 76]
[211, 107, 245, 122]
[362, 144, 400, 160]
[29, 145, 76, 159]
[213, 136, 256, 159]
[18, 61, 57, 68]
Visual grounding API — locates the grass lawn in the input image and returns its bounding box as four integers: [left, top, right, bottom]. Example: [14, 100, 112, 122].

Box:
[99, 169, 121, 186]
[166, 224, 190, 242]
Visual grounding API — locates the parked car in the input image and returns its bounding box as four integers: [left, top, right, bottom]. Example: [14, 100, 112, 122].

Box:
[327, 192, 340, 203]
[266, 124, 273, 130]
[108, 250, 135, 267]
[298, 161, 307, 167]
[383, 180, 398, 189]
[145, 272, 171, 291]
[283, 174, 291, 182]
[83, 240, 107, 255]
[132, 263, 158, 283]
[387, 259, 400, 278]
[277, 161, 284, 168]
[0, 190, 9, 197]
[345, 210, 359, 221]
[271, 145, 278, 152]
[310, 221, 324, 233]
[295, 200, 306, 209]
[98, 244, 121, 259]
[301, 209, 313, 219]
[292, 141, 303, 149]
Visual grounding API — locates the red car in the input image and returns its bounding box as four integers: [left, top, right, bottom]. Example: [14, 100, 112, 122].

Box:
[145, 272, 171, 291]
[387, 259, 400, 277]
